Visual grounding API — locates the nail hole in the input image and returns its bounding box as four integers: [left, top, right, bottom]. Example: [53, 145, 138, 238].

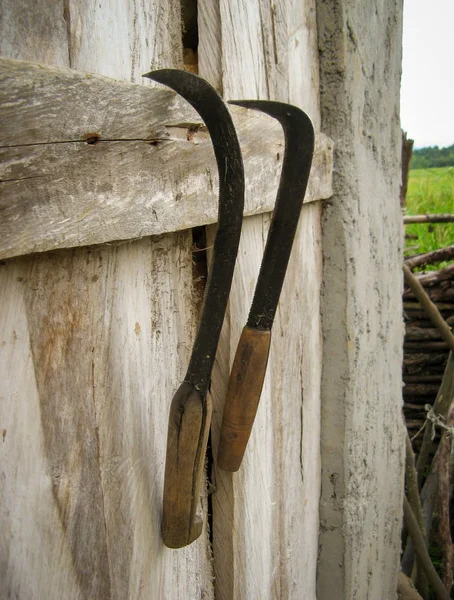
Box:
[83, 133, 101, 145]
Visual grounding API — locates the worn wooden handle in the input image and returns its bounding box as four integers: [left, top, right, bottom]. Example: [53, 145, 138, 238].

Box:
[217, 325, 271, 471]
[161, 382, 212, 548]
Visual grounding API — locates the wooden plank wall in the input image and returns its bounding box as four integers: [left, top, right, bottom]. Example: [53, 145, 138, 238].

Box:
[1, 1, 326, 599]
[199, 1, 323, 598]
[0, 1, 213, 598]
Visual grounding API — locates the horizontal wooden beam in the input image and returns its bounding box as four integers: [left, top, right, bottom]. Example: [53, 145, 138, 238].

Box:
[404, 214, 454, 224]
[0, 58, 333, 259]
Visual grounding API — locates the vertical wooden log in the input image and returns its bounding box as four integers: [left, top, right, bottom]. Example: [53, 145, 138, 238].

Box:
[316, 1, 405, 598]
[401, 131, 414, 207]
[0, 1, 213, 598]
[199, 1, 323, 598]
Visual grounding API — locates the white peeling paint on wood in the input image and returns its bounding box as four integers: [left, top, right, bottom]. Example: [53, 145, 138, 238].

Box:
[0, 58, 333, 260]
[199, 1, 325, 598]
[0, 1, 213, 598]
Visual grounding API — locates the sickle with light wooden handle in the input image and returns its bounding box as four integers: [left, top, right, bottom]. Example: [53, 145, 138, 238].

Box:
[217, 101, 314, 472]
[144, 69, 244, 547]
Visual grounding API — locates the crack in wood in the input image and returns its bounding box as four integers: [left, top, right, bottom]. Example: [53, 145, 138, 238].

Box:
[0, 137, 172, 150]
[0, 175, 47, 183]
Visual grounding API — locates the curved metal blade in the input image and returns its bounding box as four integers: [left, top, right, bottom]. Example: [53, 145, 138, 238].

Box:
[229, 100, 314, 331]
[145, 70, 245, 394]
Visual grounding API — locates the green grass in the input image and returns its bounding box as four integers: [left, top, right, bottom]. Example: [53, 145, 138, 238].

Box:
[405, 167, 454, 269]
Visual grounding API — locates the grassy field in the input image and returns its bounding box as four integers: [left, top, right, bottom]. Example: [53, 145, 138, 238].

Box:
[405, 167, 454, 268]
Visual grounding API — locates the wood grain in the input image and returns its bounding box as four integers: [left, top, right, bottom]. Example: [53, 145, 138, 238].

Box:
[0, 0, 69, 67]
[0, 1, 213, 598]
[161, 383, 212, 548]
[0, 234, 214, 598]
[217, 326, 271, 472]
[199, 1, 325, 597]
[0, 58, 333, 260]
[1, 0, 331, 598]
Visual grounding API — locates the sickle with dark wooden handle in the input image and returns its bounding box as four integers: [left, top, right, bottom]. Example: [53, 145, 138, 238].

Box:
[217, 101, 314, 472]
[143, 69, 244, 547]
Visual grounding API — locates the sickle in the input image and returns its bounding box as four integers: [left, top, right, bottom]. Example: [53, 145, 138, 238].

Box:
[143, 69, 245, 547]
[217, 100, 315, 472]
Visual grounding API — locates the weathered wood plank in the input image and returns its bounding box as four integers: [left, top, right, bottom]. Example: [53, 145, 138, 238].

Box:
[65, 0, 183, 80]
[200, 1, 324, 598]
[0, 0, 182, 79]
[1, 1, 214, 599]
[0, 235, 213, 599]
[198, 0, 223, 93]
[316, 1, 405, 598]
[207, 214, 279, 599]
[0, 0, 69, 67]
[0, 58, 333, 259]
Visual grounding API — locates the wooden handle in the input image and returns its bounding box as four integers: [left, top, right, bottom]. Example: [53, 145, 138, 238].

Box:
[161, 382, 212, 548]
[217, 325, 271, 471]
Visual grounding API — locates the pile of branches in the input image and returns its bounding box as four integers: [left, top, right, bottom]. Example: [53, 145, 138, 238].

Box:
[403, 247, 454, 445]
[399, 250, 454, 600]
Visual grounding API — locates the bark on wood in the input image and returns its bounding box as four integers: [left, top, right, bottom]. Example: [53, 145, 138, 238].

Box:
[404, 287, 454, 305]
[0, 57, 333, 260]
[405, 246, 454, 269]
[404, 215, 454, 224]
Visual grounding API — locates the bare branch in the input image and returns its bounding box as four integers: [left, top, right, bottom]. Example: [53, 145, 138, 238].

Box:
[403, 496, 450, 600]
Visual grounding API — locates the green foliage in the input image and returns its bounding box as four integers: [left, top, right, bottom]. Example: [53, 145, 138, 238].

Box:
[411, 144, 454, 169]
[405, 167, 454, 270]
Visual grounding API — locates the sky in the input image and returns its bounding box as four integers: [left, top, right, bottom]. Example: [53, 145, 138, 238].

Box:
[400, 0, 454, 148]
